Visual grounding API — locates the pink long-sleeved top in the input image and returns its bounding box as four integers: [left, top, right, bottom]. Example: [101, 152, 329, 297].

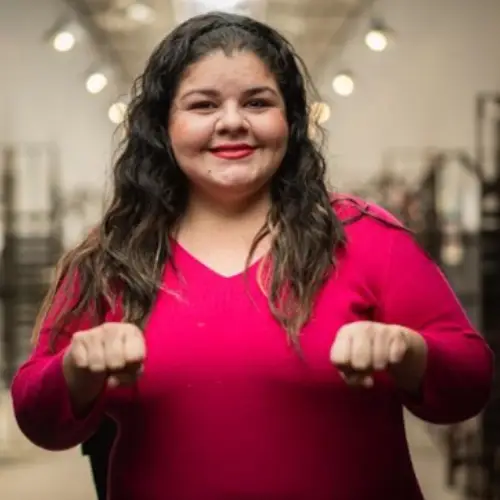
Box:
[11, 198, 493, 500]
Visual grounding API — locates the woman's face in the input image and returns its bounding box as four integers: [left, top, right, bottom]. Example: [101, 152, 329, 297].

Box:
[168, 50, 289, 201]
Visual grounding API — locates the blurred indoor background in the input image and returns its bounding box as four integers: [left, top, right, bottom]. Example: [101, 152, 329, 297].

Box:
[0, 0, 500, 498]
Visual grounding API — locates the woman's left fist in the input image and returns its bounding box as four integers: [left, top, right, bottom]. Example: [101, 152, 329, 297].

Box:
[330, 321, 412, 387]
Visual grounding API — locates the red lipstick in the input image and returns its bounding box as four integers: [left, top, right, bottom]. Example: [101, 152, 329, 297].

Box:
[210, 143, 255, 160]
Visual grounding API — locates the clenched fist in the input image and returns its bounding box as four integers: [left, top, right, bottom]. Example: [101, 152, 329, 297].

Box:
[63, 323, 146, 412]
[330, 321, 413, 388]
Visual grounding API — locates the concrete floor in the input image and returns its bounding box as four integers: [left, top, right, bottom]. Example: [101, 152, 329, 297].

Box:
[0, 449, 95, 499]
[407, 414, 463, 500]
[0, 393, 462, 500]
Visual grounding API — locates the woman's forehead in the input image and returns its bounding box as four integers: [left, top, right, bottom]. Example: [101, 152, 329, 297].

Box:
[179, 50, 276, 89]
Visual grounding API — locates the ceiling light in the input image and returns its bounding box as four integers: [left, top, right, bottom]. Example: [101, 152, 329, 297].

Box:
[365, 29, 389, 52]
[332, 72, 354, 97]
[310, 102, 331, 125]
[195, 0, 241, 8]
[364, 20, 391, 52]
[53, 31, 76, 52]
[108, 101, 128, 124]
[49, 21, 84, 52]
[126, 3, 156, 24]
[86, 72, 109, 94]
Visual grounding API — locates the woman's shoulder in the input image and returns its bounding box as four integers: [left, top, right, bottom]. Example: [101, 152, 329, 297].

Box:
[326, 194, 416, 297]
[330, 193, 405, 230]
[331, 194, 417, 272]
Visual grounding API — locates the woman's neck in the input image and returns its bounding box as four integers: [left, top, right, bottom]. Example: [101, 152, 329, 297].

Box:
[176, 188, 271, 248]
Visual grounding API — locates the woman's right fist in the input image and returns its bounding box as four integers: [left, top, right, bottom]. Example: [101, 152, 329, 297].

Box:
[63, 322, 146, 390]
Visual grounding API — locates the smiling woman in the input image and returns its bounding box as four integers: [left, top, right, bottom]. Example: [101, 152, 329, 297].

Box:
[11, 11, 493, 500]
[169, 50, 288, 201]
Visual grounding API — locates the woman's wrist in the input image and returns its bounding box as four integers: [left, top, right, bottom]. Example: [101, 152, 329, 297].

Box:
[62, 349, 107, 417]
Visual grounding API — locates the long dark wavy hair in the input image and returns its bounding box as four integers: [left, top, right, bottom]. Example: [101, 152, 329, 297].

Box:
[34, 12, 345, 346]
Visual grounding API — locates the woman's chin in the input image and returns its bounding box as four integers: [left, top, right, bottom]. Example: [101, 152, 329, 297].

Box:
[208, 170, 261, 190]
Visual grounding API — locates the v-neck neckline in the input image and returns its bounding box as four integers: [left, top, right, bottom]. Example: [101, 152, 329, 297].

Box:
[171, 239, 265, 281]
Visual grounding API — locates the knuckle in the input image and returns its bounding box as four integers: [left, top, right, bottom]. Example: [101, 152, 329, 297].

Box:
[87, 349, 102, 362]
[72, 331, 87, 343]
[101, 323, 118, 337]
[354, 360, 369, 370]
[109, 360, 126, 371]
[129, 324, 143, 337]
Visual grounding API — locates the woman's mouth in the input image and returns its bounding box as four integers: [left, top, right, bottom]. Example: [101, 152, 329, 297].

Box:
[209, 143, 256, 160]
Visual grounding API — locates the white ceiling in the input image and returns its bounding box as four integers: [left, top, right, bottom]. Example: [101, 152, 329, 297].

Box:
[64, 0, 374, 90]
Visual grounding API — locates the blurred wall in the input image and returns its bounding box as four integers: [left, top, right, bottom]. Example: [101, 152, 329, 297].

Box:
[2, 0, 500, 208]
[317, 0, 500, 189]
[0, 0, 119, 244]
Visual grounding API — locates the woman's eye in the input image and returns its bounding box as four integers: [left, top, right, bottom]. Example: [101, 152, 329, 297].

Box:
[246, 99, 269, 108]
[190, 101, 217, 110]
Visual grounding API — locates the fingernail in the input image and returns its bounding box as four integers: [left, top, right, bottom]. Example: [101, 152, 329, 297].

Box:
[363, 377, 374, 388]
[107, 377, 119, 388]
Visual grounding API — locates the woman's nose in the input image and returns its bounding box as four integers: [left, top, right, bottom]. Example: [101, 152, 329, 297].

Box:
[215, 105, 248, 134]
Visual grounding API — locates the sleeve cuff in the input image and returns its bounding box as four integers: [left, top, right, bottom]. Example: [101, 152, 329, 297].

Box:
[397, 333, 480, 423]
[43, 349, 108, 438]
[398, 334, 448, 420]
